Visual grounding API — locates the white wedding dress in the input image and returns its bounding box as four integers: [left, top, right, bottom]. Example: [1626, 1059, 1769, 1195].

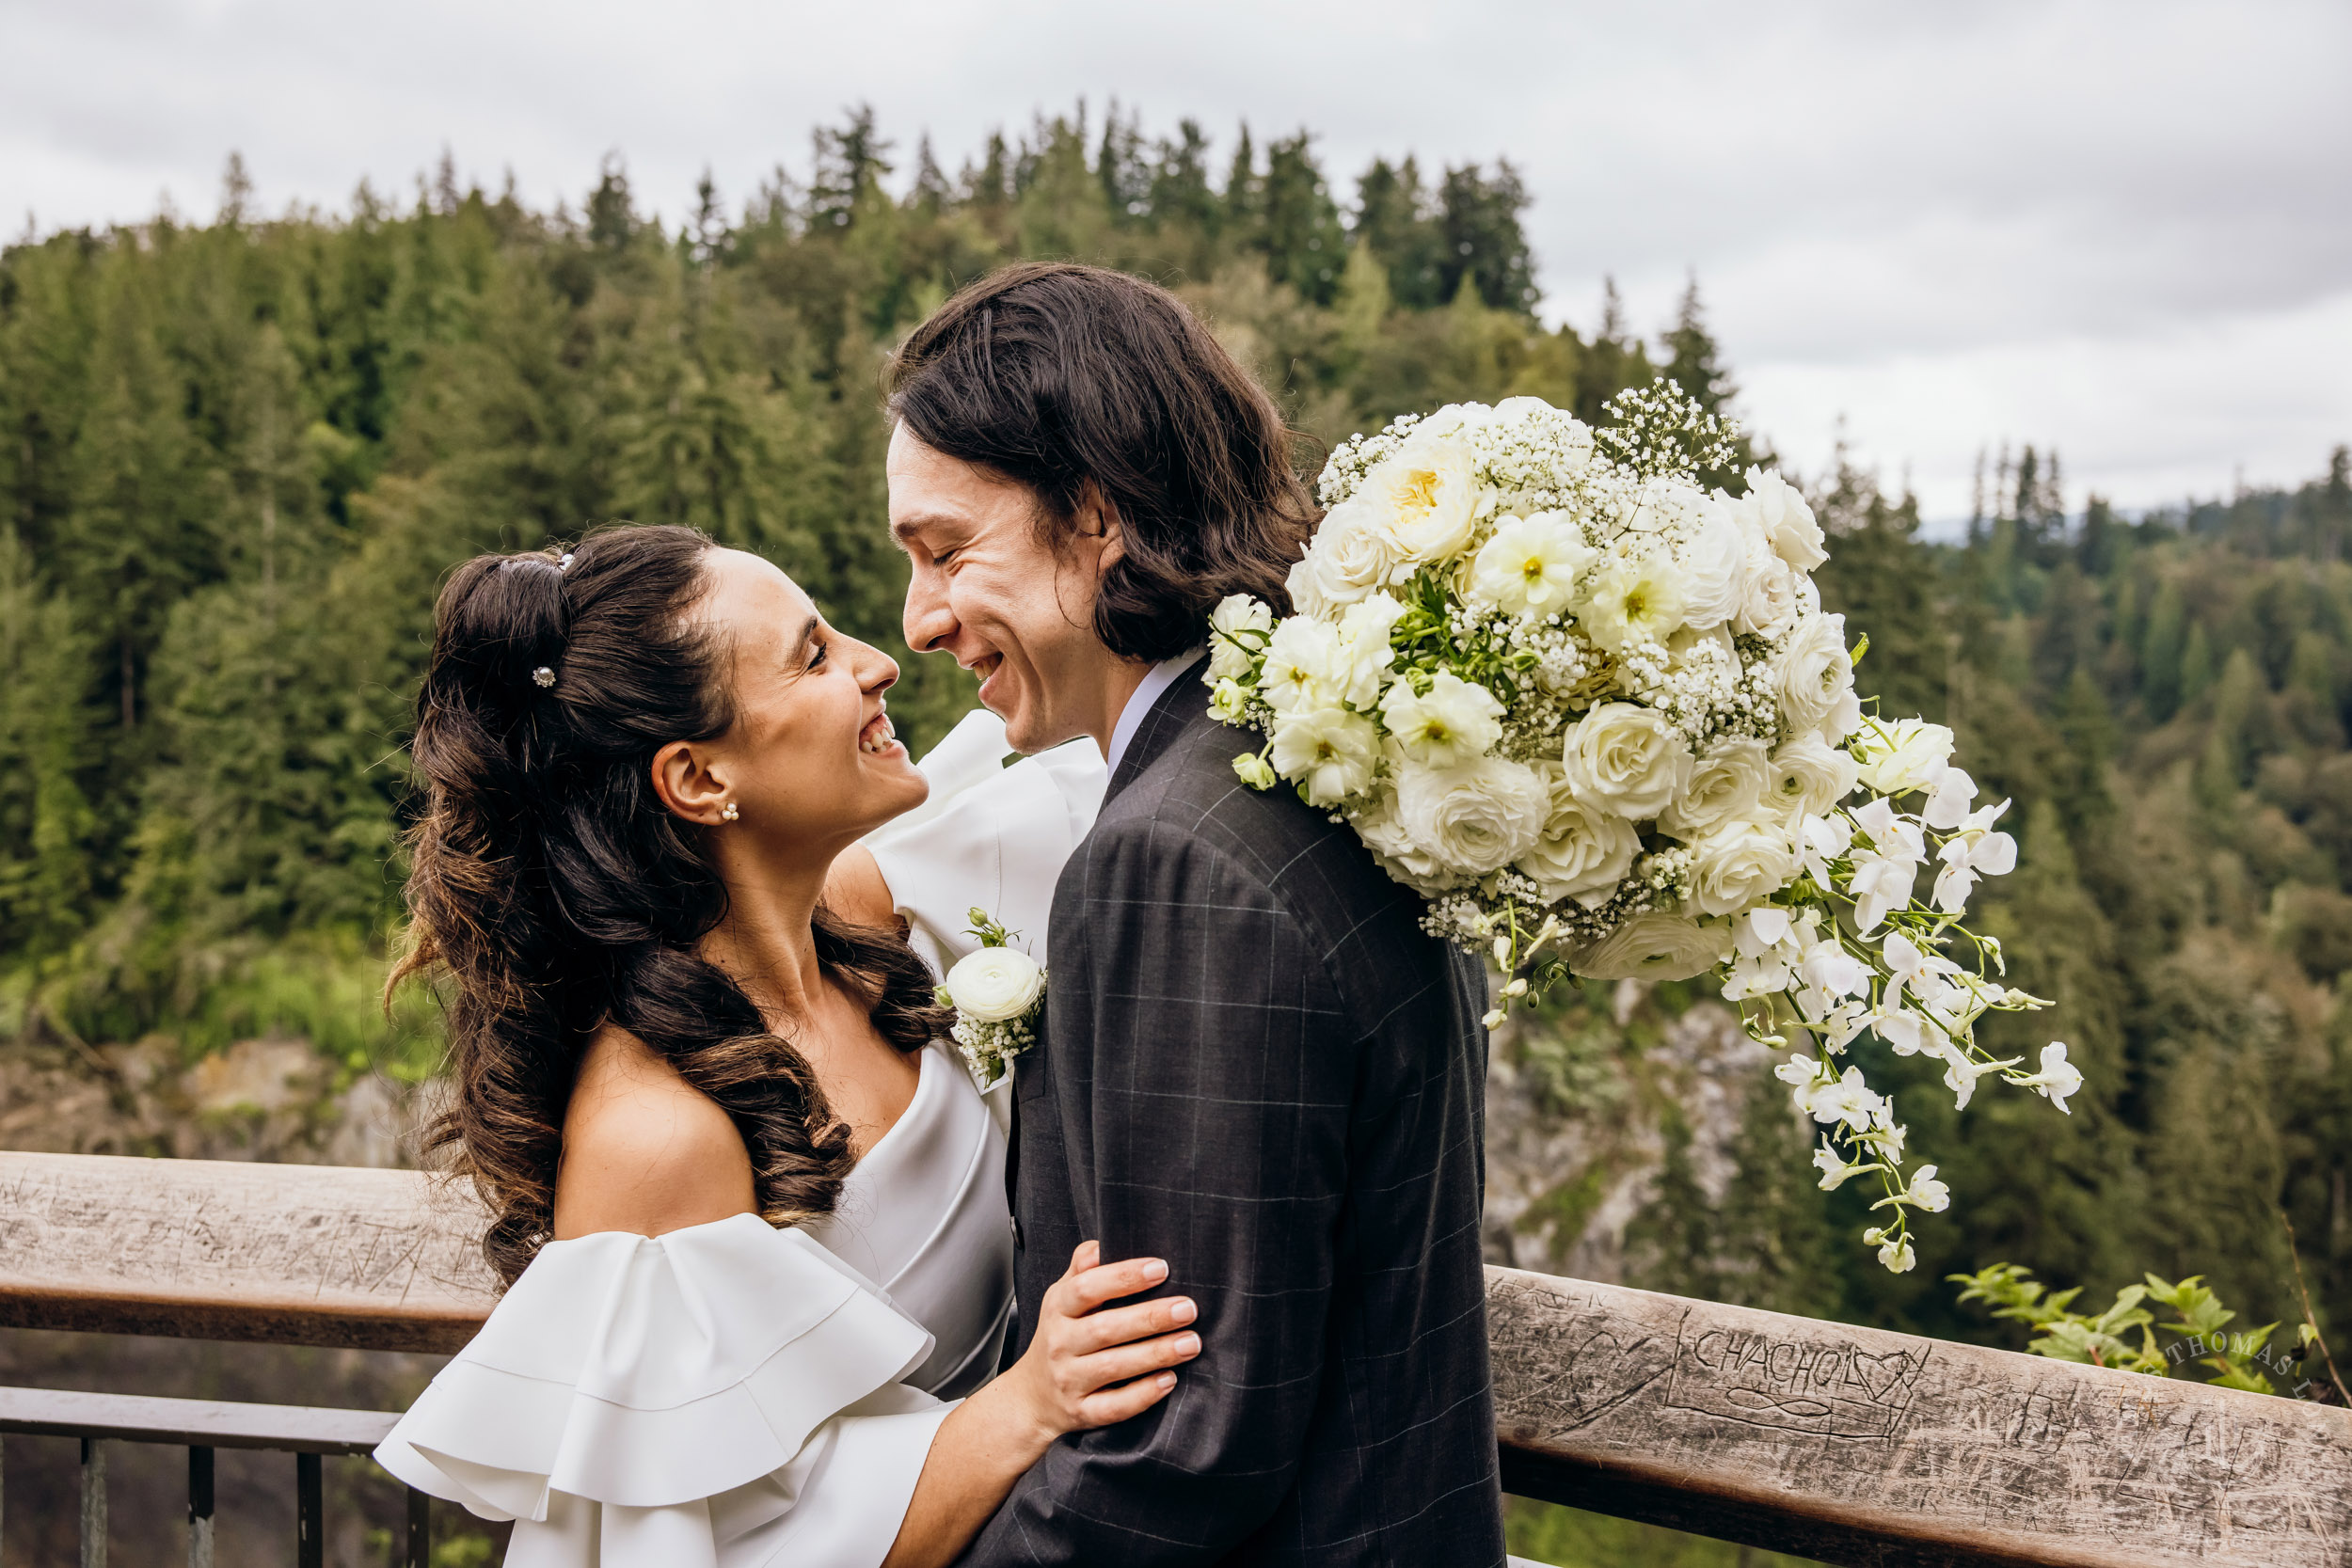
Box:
[375, 712, 1107, 1567]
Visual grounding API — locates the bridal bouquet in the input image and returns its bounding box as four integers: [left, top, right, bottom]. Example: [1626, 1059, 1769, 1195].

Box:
[1205, 384, 2076, 1271]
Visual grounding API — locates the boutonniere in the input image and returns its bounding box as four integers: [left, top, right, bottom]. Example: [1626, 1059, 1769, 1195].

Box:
[938, 907, 1045, 1091]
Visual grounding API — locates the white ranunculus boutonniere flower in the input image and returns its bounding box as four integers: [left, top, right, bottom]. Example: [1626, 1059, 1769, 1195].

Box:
[939, 908, 1045, 1091]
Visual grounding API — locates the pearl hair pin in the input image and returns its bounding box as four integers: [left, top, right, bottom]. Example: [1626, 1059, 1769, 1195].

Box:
[532, 667, 556, 689]
[721, 801, 740, 822]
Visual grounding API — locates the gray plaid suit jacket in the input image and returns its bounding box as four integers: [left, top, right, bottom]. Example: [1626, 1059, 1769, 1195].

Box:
[960, 665, 1505, 1567]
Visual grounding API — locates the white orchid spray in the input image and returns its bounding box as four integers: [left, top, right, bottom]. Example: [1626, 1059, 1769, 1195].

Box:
[1204, 383, 2073, 1271]
[938, 908, 1045, 1091]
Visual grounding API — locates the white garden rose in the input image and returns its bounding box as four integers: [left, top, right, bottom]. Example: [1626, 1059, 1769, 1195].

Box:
[1469, 511, 1593, 616]
[1851, 718, 1956, 795]
[1688, 815, 1801, 917]
[1331, 592, 1406, 708]
[1520, 766, 1641, 907]
[1299, 499, 1400, 607]
[1561, 701, 1694, 820]
[1284, 551, 1330, 619]
[1270, 704, 1380, 806]
[1626, 478, 1711, 536]
[1260, 617, 1345, 714]
[1579, 549, 1688, 652]
[944, 946, 1045, 1022]
[1413, 402, 1491, 440]
[1765, 732, 1861, 820]
[1674, 498, 1749, 630]
[1208, 594, 1275, 682]
[1380, 671, 1504, 768]
[1352, 784, 1462, 896]
[1359, 432, 1482, 566]
[1568, 911, 1734, 981]
[1395, 753, 1549, 877]
[1659, 738, 1770, 841]
[1734, 535, 1799, 637]
[1740, 467, 1827, 573]
[1773, 612, 1855, 735]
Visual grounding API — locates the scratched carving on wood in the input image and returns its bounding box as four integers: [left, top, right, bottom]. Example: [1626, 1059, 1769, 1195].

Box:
[1665, 1323, 1924, 1441]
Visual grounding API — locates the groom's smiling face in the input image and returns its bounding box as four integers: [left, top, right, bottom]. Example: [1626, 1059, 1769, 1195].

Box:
[889, 423, 1122, 753]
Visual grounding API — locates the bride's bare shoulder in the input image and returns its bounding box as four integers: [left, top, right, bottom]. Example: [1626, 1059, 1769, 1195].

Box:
[552, 1023, 756, 1240]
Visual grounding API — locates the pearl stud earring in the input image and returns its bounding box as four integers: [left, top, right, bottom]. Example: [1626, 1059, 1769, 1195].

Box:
[721, 801, 740, 823]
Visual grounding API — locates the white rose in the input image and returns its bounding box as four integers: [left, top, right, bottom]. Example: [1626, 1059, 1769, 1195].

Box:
[1774, 612, 1855, 735]
[1301, 499, 1400, 607]
[1269, 704, 1379, 806]
[1414, 403, 1491, 440]
[1740, 467, 1827, 574]
[944, 946, 1044, 1022]
[1395, 754, 1549, 877]
[1569, 911, 1734, 981]
[1674, 498, 1748, 630]
[1659, 738, 1770, 841]
[1578, 549, 1687, 652]
[1765, 733, 1860, 819]
[1688, 816, 1801, 917]
[1260, 617, 1345, 714]
[1851, 718, 1956, 796]
[1561, 702, 1694, 820]
[1469, 511, 1594, 617]
[1380, 671, 1504, 768]
[1352, 784, 1463, 896]
[1626, 478, 1711, 536]
[1520, 765, 1641, 907]
[1734, 536, 1799, 637]
[1332, 593, 1406, 708]
[1208, 594, 1275, 681]
[1285, 551, 1330, 619]
[1359, 433, 1481, 566]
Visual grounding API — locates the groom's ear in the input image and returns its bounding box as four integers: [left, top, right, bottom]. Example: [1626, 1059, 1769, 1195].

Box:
[1073, 480, 1127, 575]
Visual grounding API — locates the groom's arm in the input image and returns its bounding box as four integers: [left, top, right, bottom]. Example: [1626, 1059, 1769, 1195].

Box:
[961, 825, 1355, 1565]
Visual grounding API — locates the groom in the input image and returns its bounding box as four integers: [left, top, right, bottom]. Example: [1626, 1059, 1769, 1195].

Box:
[887, 262, 1504, 1566]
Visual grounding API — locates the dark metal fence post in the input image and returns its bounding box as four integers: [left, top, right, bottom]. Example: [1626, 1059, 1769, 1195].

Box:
[405, 1486, 430, 1568]
[187, 1446, 214, 1568]
[294, 1452, 322, 1568]
[79, 1438, 106, 1568]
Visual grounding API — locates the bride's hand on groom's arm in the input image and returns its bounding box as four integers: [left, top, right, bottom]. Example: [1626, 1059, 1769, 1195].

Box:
[881, 1241, 1199, 1568]
[1005, 1240, 1200, 1443]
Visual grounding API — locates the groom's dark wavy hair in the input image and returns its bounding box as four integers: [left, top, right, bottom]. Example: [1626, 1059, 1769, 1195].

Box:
[391, 524, 946, 1287]
[885, 261, 1318, 660]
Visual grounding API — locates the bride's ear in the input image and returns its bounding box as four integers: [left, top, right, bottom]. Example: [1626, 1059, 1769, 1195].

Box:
[651, 740, 732, 827]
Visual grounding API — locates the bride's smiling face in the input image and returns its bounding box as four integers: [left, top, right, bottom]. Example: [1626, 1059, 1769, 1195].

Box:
[668, 548, 927, 855]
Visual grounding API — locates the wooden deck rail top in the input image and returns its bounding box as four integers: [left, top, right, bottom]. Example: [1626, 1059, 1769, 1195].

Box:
[2, 1150, 2346, 1567]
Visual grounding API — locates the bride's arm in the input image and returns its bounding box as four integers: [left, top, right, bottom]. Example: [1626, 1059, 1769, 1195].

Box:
[554, 1028, 1202, 1568]
[882, 1242, 1199, 1568]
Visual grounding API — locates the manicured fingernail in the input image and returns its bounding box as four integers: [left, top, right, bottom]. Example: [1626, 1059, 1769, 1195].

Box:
[1143, 1259, 1168, 1283]
[1169, 1298, 1197, 1325]
[1156, 1372, 1177, 1389]
[1177, 1333, 1200, 1355]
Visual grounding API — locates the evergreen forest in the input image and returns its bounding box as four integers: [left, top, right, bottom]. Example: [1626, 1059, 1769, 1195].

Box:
[2, 104, 2346, 1386]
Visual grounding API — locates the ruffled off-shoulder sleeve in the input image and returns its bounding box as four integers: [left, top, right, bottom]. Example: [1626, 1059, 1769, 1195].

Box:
[863, 707, 1106, 979]
[374, 1213, 952, 1568]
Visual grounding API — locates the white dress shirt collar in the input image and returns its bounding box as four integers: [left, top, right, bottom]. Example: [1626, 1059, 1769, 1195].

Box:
[1104, 648, 1207, 779]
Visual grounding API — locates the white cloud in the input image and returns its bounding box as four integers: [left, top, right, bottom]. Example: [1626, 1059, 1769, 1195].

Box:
[2, 0, 2344, 515]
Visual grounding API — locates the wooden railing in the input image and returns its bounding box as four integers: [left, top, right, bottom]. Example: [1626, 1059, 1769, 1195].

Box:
[2, 1150, 2347, 1567]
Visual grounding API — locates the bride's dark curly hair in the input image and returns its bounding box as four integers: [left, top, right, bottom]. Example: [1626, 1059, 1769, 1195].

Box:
[392, 524, 949, 1286]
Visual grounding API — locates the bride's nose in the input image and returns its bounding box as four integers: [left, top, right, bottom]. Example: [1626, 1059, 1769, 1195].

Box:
[855, 637, 900, 695]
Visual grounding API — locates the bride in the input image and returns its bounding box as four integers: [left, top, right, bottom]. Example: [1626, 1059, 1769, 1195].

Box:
[373, 524, 1201, 1566]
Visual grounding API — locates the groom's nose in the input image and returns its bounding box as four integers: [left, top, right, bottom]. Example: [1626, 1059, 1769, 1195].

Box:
[904, 568, 957, 656]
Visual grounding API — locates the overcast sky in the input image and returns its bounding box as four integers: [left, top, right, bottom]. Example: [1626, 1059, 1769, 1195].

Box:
[6, 0, 2345, 524]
